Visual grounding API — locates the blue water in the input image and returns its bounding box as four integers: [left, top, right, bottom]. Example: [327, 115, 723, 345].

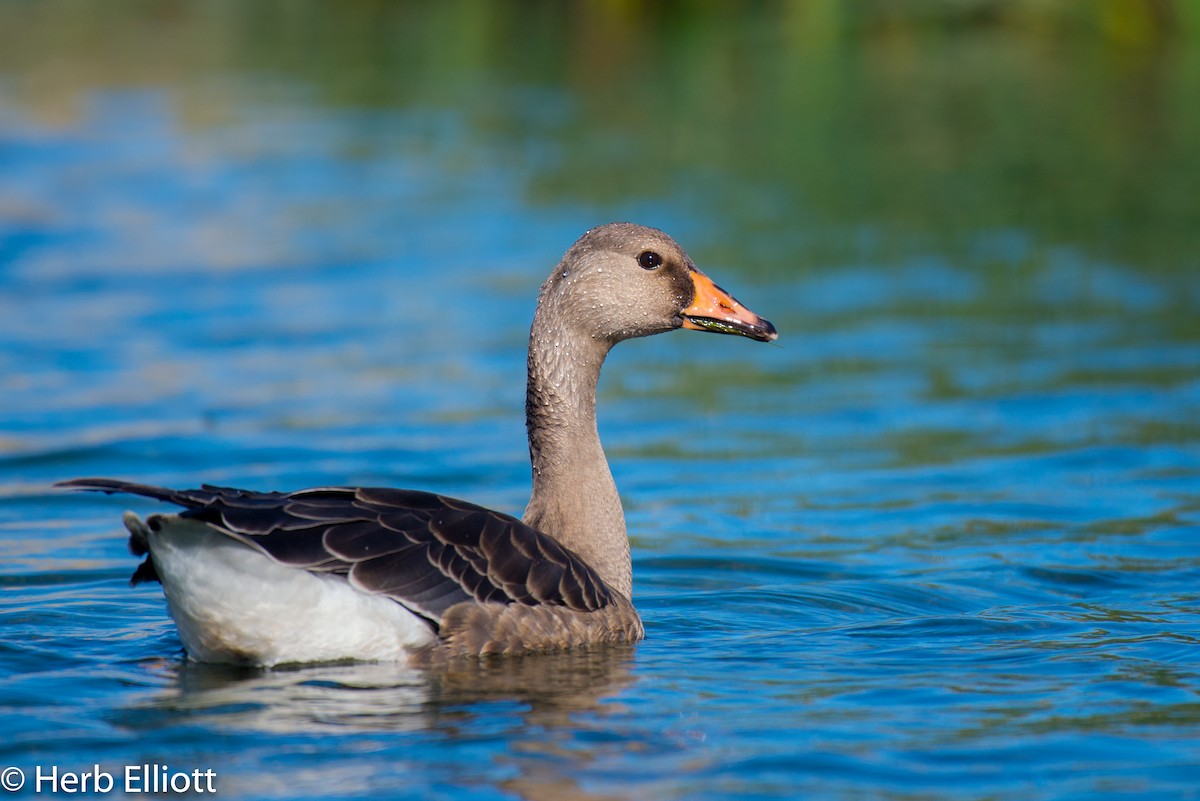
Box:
[4, 5, 1200, 800]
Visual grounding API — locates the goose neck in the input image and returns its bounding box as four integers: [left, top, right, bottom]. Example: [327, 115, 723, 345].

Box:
[522, 319, 632, 598]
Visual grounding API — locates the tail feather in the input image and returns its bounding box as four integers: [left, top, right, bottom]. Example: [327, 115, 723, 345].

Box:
[123, 509, 163, 586]
[122, 510, 153, 556]
[56, 478, 194, 507]
[59, 481, 171, 586]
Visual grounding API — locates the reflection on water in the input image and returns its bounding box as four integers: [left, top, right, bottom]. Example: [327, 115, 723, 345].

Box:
[157, 662, 433, 734]
[2, 2, 1199, 800]
[127, 649, 637, 800]
[152, 647, 635, 735]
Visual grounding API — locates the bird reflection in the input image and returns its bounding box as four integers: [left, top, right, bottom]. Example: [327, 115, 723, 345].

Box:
[135, 647, 639, 800]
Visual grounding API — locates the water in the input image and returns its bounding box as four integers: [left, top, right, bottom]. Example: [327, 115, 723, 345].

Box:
[2, 3, 1200, 799]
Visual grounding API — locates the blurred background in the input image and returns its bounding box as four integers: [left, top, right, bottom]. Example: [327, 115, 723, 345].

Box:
[4, 0, 1197, 261]
[2, 2, 1199, 800]
[2, 1, 1198, 463]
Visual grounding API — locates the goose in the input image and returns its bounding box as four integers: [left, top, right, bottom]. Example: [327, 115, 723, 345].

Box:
[60, 223, 776, 666]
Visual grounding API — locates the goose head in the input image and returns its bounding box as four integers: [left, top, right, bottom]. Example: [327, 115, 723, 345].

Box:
[536, 222, 777, 346]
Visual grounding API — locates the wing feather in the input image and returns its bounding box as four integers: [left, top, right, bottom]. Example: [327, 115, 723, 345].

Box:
[58, 478, 615, 629]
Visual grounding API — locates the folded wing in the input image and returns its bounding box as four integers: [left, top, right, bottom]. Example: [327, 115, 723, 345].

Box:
[59, 479, 614, 631]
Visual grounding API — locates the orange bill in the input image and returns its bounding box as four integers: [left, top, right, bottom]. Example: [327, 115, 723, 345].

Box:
[680, 269, 778, 342]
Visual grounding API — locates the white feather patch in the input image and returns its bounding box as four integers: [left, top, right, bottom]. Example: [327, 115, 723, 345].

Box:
[137, 515, 437, 666]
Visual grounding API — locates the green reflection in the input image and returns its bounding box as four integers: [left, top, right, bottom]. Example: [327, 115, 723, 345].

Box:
[2, 0, 1197, 274]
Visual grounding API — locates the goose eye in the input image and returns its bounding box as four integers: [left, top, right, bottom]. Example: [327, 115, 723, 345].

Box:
[637, 250, 663, 270]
